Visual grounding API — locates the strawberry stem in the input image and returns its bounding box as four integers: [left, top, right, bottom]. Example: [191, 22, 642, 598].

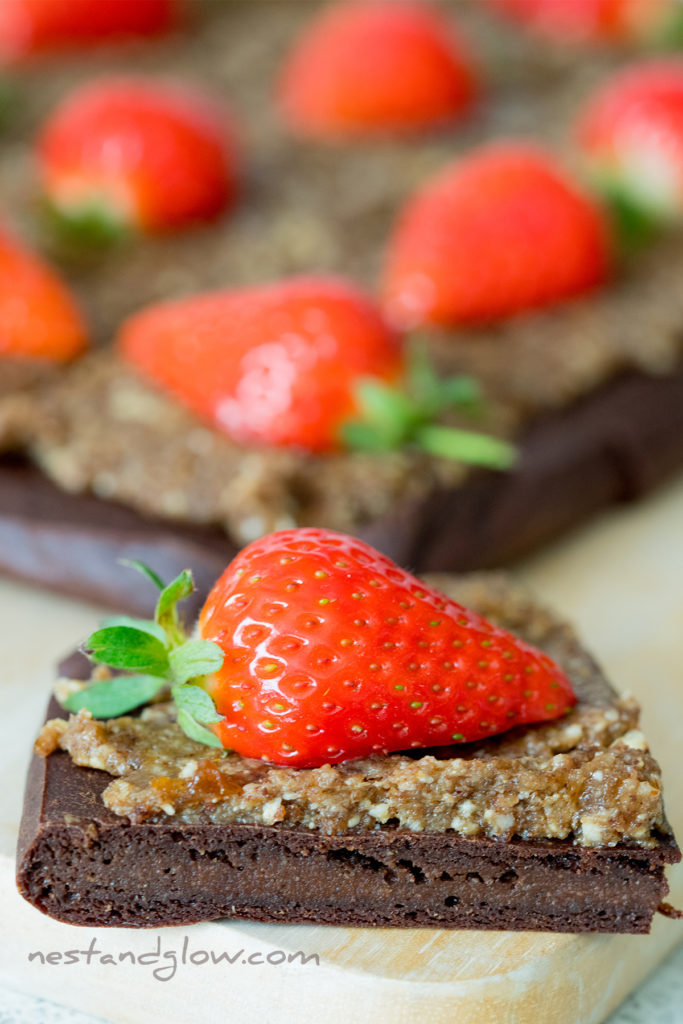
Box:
[599, 181, 662, 255]
[341, 345, 515, 469]
[41, 197, 131, 252]
[60, 563, 226, 748]
[656, 3, 683, 47]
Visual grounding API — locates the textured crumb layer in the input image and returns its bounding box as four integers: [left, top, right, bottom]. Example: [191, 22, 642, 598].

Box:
[37, 575, 670, 847]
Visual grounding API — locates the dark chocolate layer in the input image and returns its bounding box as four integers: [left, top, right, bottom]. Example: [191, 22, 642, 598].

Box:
[3, 363, 683, 614]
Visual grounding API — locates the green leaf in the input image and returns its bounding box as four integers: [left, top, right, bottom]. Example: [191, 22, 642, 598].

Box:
[0, 77, 16, 130]
[172, 683, 224, 724]
[155, 569, 194, 646]
[100, 615, 166, 644]
[655, 2, 683, 47]
[439, 376, 483, 414]
[339, 419, 394, 453]
[604, 185, 661, 255]
[176, 708, 224, 748]
[85, 626, 170, 676]
[62, 674, 166, 718]
[407, 345, 444, 413]
[42, 196, 130, 250]
[118, 559, 165, 591]
[169, 640, 225, 685]
[416, 425, 518, 469]
[407, 347, 482, 416]
[355, 378, 418, 436]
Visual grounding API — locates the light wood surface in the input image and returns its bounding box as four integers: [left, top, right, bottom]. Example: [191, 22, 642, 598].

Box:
[1, 477, 682, 1024]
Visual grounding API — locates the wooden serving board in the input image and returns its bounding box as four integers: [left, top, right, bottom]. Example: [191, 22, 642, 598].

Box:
[1, 477, 682, 1024]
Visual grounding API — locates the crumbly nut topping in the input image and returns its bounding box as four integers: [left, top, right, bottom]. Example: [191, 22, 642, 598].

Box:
[37, 696, 665, 847]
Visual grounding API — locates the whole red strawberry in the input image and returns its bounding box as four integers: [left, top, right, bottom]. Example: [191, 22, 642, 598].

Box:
[0, 0, 180, 63]
[578, 60, 683, 223]
[199, 528, 575, 767]
[278, 0, 476, 137]
[487, 0, 681, 44]
[382, 143, 610, 329]
[120, 275, 402, 452]
[38, 77, 239, 237]
[0, 228, 87, 360]
[119, 274, 516, 466]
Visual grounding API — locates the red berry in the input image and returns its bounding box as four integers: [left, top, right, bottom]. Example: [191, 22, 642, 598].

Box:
[487, 0, 678, 44]
[382, 142, 610, 329]
[0, 228, 87, 361]
[119, 276, 402, 453]
[38, 77, 239, 235]
[578, 60, 683, 220]
[199, 528, 575, 767]
[0, 0, 179, 63]
[278, 0, 476, 137]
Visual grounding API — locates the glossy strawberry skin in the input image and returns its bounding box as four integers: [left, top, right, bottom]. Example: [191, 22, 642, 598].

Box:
[0, 0, 179, 63]
[199, 529, 576, 768]
[119, 276, 402, 453]
[38, 77, 238, 234]
[382, 143, 610, 329]
[578, 60, 683, 219]
[278, 0, 476, 137]
[0, 229, 87, 360]
[488, 0, 677, 44]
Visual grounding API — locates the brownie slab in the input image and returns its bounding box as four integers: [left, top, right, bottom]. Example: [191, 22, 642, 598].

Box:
[3, 361, 683, 614]
[16, 746, 679, 932]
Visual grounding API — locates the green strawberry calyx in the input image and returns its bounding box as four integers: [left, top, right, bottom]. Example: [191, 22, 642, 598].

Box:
[41, 195, 133, 254]
[341, 346, 517, 470]
[60, 561, 226, 748]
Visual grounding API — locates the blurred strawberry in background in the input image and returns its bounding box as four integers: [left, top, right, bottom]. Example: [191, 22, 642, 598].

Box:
[488, 0, 683, 44]
[0, 0, 181, 63]
[38, 77, 240, 239]
[278, 0, 476, 137]
[119, 275, 403, 453]
[0, 228, 87, 360]
[578, 60, 683, 226]
[119, 273, 514, 467]
[382, 143, 610, 329]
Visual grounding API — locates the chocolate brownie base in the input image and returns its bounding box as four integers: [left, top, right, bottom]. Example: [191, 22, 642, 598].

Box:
[3, 362, 683, 614]
[16, 729, 679, 932]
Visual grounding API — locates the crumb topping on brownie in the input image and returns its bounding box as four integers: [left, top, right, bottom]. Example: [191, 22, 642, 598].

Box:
[36, 574, 671, 847]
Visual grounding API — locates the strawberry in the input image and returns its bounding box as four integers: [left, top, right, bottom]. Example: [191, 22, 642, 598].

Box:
[64, 540, 574, 766]
[38, 77, 239, 237]
[577, 60, 683, 225]
[198, 528, 575, 767]
[278, 0, 476, 137]
[487, 0, 682, 45]
[119, 274, 515, 466]
[382, 142, 610, 329]
[0, 0, 180, 63]
[0, 228, 87, 360]
[120, 276, 402, 452]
